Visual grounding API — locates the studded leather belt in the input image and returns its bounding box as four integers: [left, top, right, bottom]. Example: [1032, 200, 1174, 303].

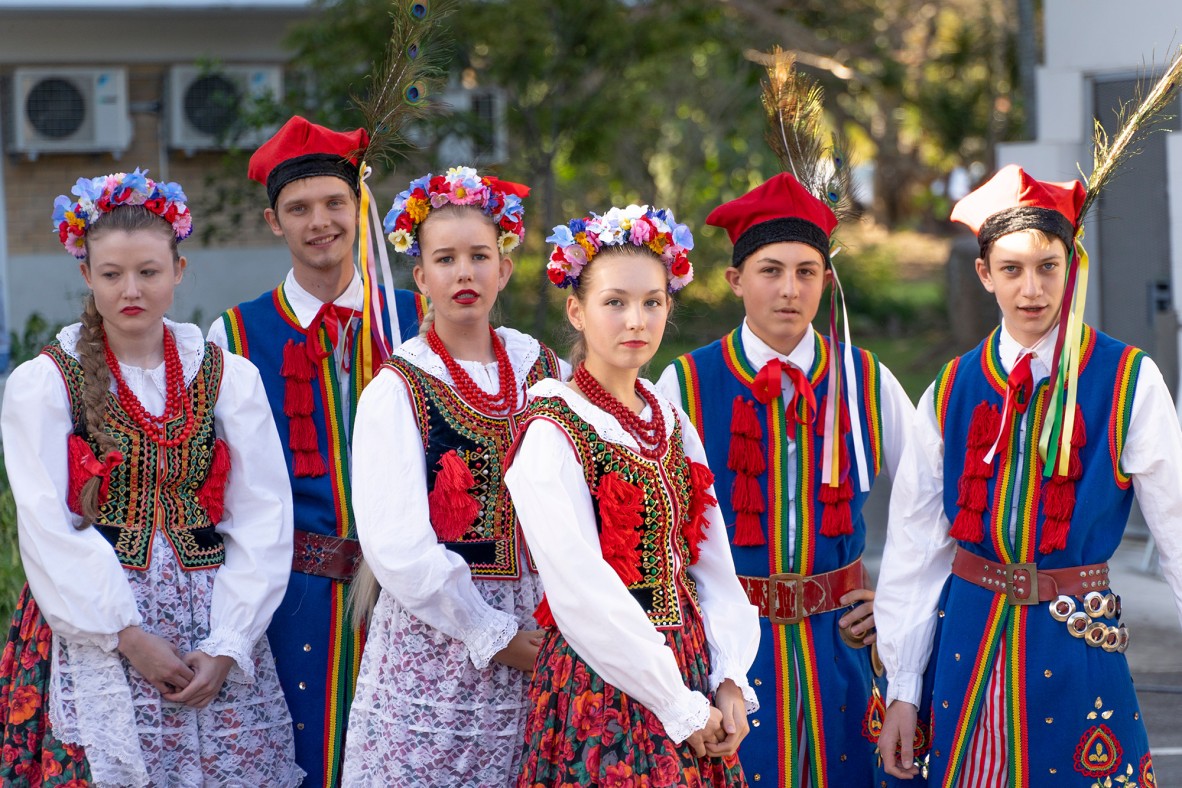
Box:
[738, 558, 866, 625]
[292, 530, 362, 582]
[950, 548, 1110, 606]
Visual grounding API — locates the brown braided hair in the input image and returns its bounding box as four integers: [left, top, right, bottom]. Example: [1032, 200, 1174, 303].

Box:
[74, 206, 179, 528]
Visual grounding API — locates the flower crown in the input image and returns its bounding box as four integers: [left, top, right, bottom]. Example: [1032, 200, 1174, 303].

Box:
[383, 166, 526, 258]
[52, 169, 192, 260]
[546, 204, 695, 292]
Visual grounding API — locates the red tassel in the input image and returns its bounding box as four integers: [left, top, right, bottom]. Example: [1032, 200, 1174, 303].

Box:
[66, 434, 94, 515]
[293, 450, 327, 478]
[428, 450, 480, 541]
[288, 415, 319, 452]
[594, 472, 644, 584]
[533, 594, 556, 629]
[196, 438, 232, 523]
[818, 472, 855, 537]
[727, 429, 766, 477]
[284, 376, 314, 417]
[280, 339, 315, 380]
[683, 462, 717, 564]
[281, 338, 324, 475]
[730, 397, 762, 439]
[948, 402, 999, 544]
[733, 511, 766, 546]
[731, 474, 764, 516]
[949, 507, 985, 543]
[1038, 404, 1086, 554]
[66, 434, 122, 515]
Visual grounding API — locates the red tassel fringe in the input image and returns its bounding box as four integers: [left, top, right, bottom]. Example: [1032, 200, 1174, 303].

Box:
[66, 434, 123, 515]
[533, 594, 556, 629]
[428, 450, 480, 541]
[728, 396, 766, 546]
[948, 402, 998, 543]
[197, 438, 232, 523]
[594, 472, 645, 585]
[281, 339, 325, 478]
[1038, 404, 1085, 554]
[818, 453, 854, 538]
[683, 461, 717, 564]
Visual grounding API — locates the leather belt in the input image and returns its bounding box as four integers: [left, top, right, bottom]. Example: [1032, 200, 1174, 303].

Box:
[739, 558, 866, 625]
[292, 530, 361, 582]
[950, 547, 1110, 606]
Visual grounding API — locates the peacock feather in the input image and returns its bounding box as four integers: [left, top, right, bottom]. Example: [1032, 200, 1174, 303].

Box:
[757, 46, 857, 225]
[350, 0, 455, 167]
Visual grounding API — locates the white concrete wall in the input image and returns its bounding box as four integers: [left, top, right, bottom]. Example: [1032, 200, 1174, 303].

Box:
[1045, 0, 1182, 72]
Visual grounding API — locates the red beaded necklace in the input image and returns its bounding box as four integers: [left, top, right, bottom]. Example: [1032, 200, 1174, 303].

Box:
[573, 363, 667, 459]
[426, 325, 517, 415]
[104, 326, 196, 448]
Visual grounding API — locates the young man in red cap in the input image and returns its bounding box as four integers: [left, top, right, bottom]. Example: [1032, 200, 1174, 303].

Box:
[207, 115, 425, 787]
[875, 164, 1182, 787]
[656, 172, 916, 787]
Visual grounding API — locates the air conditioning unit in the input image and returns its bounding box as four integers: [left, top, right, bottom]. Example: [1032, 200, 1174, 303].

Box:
[167, 64, 282, 152]
[9, 67, 131, 158]
[438, 86, 508, 166]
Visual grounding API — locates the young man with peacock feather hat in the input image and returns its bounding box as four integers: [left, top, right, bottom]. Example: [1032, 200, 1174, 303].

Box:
[655, 52, 917, 787]
[875, 50, 1182, 788]
[204, 7, 449, 783]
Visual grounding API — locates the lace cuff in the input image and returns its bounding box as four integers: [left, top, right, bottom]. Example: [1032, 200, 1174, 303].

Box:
[709, 666, 760, 714]
[886, 669, 922, 708]
[654, 689, 712, 744]
[464, 607, 518, 670]
[49, 635, 150, 787]
[197, 627, 256, 684]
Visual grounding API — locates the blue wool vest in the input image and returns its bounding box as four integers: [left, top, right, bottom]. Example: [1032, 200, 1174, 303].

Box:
[923, 325, 1155, 788]
[670, 327, 895, 788]
[217, 282, 423, 788]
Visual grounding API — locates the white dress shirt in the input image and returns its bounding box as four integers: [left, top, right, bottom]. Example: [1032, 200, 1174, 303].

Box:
[504, 378, 760, 744]
[876, 323, 1182, 707]
[350, 328, 569, 670]
[2, 319, 294, 659]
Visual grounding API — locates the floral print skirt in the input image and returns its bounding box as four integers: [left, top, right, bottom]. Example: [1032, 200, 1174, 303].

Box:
[517, 603, 746, 788]
[0, 585, 92, 787]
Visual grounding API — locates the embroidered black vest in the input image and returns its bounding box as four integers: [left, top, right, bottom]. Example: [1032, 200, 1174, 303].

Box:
[385, 344, 560, 579]
[521, 395, 700, 630]
[43, 339, 227, 571]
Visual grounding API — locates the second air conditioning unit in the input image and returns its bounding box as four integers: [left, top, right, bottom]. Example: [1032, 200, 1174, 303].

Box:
[9, 67, 132, 158]
[167, 64, 282, 152]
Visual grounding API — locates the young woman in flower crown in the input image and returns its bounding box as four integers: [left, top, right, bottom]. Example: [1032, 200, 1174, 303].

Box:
[341, 166, 567, 787]
[503, 205, 760, 787]
[0, 170, 301, 786]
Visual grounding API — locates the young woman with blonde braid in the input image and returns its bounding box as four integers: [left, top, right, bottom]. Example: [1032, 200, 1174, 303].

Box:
[0, 171, 301, 786]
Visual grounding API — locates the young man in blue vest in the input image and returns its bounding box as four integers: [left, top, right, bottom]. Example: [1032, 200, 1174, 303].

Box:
[656, 172, 916, 787]
[876, 165, 1182, 787]
[207, 116, 424, 786]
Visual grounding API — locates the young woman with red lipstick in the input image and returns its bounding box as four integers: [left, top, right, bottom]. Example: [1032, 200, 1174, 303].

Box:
[341, 167, 567, 786]
[504, 205, 759, 786]
[0, 171, 300, 785]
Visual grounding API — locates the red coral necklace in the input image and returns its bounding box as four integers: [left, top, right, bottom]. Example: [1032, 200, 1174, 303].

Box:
[104, 326, 195, 447]
[574, 363, 667, 459]
[427, 325, 517, 415]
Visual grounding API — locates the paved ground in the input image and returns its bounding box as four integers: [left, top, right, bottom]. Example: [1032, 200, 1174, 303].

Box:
[861, 481, 1182, 785]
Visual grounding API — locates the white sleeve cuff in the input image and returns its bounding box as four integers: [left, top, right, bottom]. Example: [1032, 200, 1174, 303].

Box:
[709, 666, 760, 714]
[465, 607, 519, 669]
[654, 689, 712, 744]
[886, 669, 923, 707]
[197, 627, 256, 683]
